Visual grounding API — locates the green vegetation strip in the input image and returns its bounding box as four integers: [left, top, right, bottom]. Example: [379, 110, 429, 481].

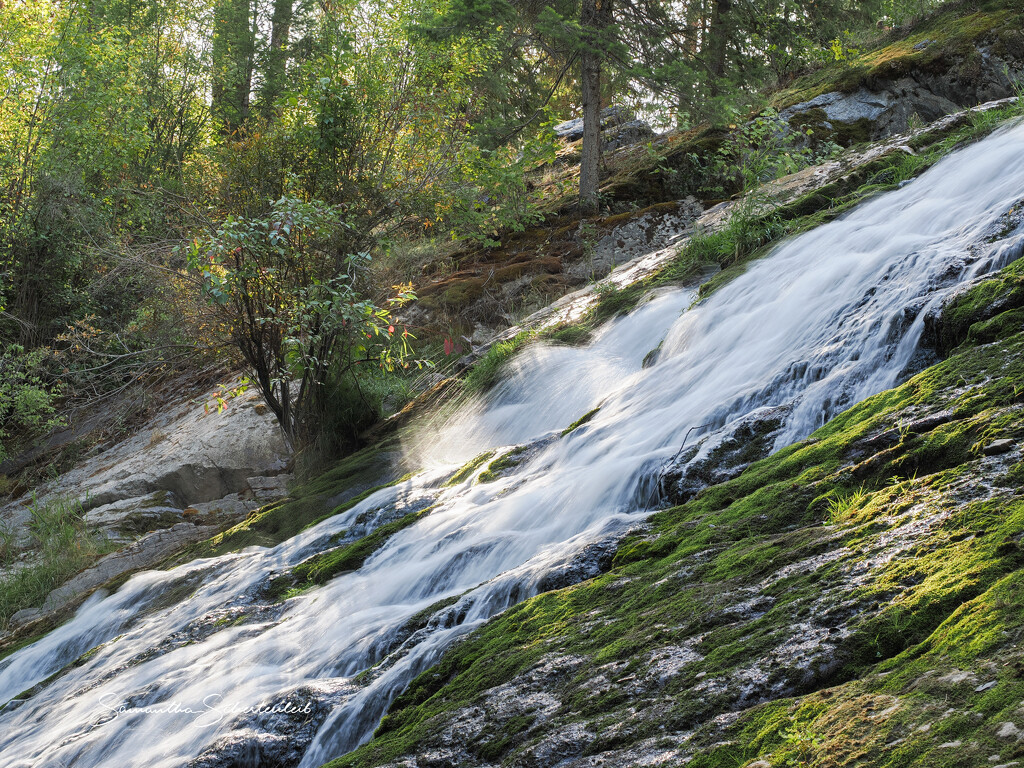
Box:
[443, 451, 496, 487]
[0, 497, 115, 631]
[477, 446, 532, 483]
[560, 407, 601, 437]
[281, 506, 434, 595]
[177, 440, 408, 560]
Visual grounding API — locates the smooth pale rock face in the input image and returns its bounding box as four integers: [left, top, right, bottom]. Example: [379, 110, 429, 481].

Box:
[8, 522, 220, 628]
[84, 491, 184, 528]
[0, 382, 290, 543]
[0, 382, 293, 636]
[565, 198, 703, 282]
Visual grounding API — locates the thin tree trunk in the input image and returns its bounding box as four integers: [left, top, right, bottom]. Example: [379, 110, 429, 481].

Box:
[211, 0, 256, 134]
[579, 0, 612, 216]
[260, 0, 292, 118]
[708, 0, 731, 95]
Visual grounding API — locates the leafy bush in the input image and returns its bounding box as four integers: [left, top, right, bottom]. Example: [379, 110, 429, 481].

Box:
[0, 346, 62, 464]
[714, 108, 840, 194]
[188, 192, 421, 449]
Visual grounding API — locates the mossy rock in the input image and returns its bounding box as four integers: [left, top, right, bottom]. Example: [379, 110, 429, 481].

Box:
[322, 252, 1024, 768]
[176, 440, 406, 560]
[934, 255, 1024, 354]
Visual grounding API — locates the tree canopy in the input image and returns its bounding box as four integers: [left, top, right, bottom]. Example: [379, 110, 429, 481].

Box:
[0, 0, 946, 463]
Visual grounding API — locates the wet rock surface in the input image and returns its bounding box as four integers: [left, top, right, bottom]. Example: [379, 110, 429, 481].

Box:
[345, 413, 1024, 767]
[329, 238, 1024, 768]
[189, 680, 357, 768]
[661, 405, 792, 505]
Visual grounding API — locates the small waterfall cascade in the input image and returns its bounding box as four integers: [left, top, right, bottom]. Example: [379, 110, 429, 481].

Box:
[3, 120, 1024, 768]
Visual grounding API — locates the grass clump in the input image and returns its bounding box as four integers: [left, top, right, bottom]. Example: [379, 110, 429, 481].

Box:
[0, 496, 114, 630]
[444, 450, 496, 487]
[821, 485, 870, 524]
[463, 331, 537, 392]
[291, 507, 432, 588]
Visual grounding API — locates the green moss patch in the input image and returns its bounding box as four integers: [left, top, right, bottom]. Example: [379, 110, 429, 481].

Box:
[561, 407, 601, 437]
[443, 450, 497, 486]
[935, 250, 1024, 354]
[177, 441, 406, 560]
[289, 506, 433, 590]
[478, 446, 532, 483]
[772, 4, 1023, 110]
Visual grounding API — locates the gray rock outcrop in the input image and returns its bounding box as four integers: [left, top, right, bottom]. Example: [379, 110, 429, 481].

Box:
[781, 44, 1023, 145]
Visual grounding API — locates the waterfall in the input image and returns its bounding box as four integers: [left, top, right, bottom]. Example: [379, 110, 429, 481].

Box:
[3, 120, 1024, 768]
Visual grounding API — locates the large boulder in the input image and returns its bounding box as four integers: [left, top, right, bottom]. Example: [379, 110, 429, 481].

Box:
[780, 41, 1023, 146]
[553, 105, 656, 151]
[0, 379, 291, 545]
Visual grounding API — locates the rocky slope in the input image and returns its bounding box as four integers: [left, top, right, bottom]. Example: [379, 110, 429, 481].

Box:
[324, 160, 1024, 768]
[3, 98, 1019, 767]
[3, 7, 1024, 762]
[403, 1, 1024, 347]
[0, 377, 290, 641]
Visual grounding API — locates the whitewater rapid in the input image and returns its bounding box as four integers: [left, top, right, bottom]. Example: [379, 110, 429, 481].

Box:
[2, 119, 1024, 768]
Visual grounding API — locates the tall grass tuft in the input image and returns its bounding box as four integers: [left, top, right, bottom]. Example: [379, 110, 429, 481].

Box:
[0, 495, 114, 629]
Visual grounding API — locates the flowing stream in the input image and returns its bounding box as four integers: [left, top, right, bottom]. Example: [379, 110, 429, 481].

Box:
[3, 120, 1024, 768]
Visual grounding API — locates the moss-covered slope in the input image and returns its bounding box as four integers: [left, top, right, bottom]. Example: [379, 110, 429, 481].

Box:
[324, 248, 1024, 766]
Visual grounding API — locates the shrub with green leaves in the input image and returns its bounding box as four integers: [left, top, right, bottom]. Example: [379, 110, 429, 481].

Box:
[187, 192, 421, 450]
[0, 346, 62, 464]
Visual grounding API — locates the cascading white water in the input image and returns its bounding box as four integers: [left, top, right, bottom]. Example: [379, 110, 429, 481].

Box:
[3, 120, 1024, 768]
